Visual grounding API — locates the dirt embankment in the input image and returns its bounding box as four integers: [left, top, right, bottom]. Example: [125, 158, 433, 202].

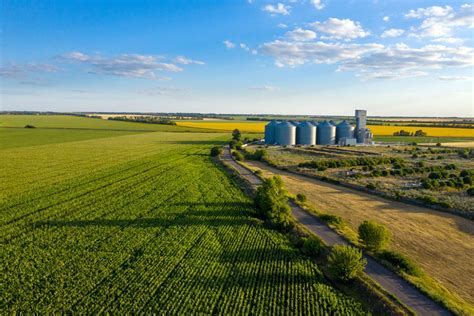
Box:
[245, 160, 474, 304]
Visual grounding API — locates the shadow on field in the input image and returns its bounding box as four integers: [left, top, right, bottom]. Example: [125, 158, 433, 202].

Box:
[35, 201, 259, 229]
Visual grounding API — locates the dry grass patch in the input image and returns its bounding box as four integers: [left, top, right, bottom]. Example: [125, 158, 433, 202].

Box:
[245, 160, 474, 309]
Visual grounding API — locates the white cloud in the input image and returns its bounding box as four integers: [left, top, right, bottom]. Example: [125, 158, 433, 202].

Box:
[285, 28, 317, 41]
[431, 37, 463, 44]
[223, 40, 236, 49]
[174, 56, 205, 65]
[439, 75, 472, 81]
[310, 0, 324, 10]
[383, 16, 390, 22]
[261, 38, 474, 80]
[240, 43, 250, 51]
[339, 43, 474, 79]
[406, 4, 474, 37]
[277, 23, 288, 28]
[0, 63, 60, 78]
[405, 6, 453, 19]
[310, 18, 369, 40]
[260, 40, 383, 67]
[262, 3, 290, 16]
[249, 85, 279, 91]
[381, 28, 405, 38]
[137, 86, 185, 96]
[60, 51, 182, 80]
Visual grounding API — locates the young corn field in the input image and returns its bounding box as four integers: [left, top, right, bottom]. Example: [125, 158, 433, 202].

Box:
[0, 122, 366, 314]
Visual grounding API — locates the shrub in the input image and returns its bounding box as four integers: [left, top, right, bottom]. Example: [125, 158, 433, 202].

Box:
[254, 176, 292, 229]
[232, 151, 244, 161]
[254, 169, 263, 176]
[378, 250, 422, 277]
[301, 236, 324, 257]
[418, 195, 437, 204]
[328, 245, 367, 282]
[436, 143, 441, 147]
[438, 201, 453, 209]
[358, 220, 391, 251]
[319, 214, 344, 227]
[428, 172, 441, 179]
[24, 124, 35, 128]
[296, 193, 307, 203]
[467, 187, 474, 196]
[210, 146, 222, 157]
[366, 183, 376, 190]
[462, 176, 472, 185]
[460, 170, 471, 177]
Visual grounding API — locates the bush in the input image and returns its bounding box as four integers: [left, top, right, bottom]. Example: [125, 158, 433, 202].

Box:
[378, 250, 422, 277]
[467, 187, 474, 196]
[232, 151, 244, 161]
[254, 169, 263, 176]
[366, 183, 376, 190]
[358, 220, 391, 251]
[254, 176, 292, 229]
[438, 201, 453, 209]
[328, 245, 367, 282]
[210, 146, 222, 157]
[319, 214, 344, 227]
[296, 193, 307, 203]
[418, 195, 437, 204]
[24, 124, 35, 128]
[301, 236, 324, 257]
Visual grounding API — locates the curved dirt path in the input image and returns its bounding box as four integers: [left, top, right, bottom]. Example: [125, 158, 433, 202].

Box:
[221, 147, 451, 316]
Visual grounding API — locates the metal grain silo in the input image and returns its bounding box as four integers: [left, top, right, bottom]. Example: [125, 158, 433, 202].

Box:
[275, 121, 296, 146]
[264, 120, 279, 144]
[296, 121, 316, 145]
[336, 120, 355, 143]
[316, 121, 336, 145]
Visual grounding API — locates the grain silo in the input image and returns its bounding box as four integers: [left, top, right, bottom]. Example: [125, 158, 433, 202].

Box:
[316, 121, 336, 145]
[296, 121, 316, 145]
[264, 120, 279, 145]
[336, 120, 355, 143]
[275, 121, 296, 146]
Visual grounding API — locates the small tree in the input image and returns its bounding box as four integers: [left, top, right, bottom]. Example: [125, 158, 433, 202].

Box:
[302, 236, 324, 257]
[232, 129, 242, 141]
[328, 245, 367, 282]
[358, 220, 391, 252]
[255, 176, 292, 229]
[210, 146, 222, 157]
[296, 193, 307, 203]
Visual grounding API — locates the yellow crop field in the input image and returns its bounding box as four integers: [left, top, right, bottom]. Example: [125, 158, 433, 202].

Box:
[176, 121, 266, 133]
[176, 121, 474, 137]
[369, 125, 474, 137]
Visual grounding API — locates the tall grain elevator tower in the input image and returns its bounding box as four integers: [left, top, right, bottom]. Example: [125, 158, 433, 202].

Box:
[355, 109, 373, 144]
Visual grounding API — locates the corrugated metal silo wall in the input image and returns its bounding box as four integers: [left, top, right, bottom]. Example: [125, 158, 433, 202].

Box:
[296, 122, 316, 145]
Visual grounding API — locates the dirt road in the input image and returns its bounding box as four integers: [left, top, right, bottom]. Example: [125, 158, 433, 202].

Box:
[221, 147, 451, 316]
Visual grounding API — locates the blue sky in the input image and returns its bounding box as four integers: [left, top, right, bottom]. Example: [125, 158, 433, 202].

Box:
[1, 0, 473, 116]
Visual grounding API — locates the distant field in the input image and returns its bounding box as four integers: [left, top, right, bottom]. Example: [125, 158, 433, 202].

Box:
[0, 115, 214, 132]
[0, 117, 366, 313]
[176, 120, 474, 138]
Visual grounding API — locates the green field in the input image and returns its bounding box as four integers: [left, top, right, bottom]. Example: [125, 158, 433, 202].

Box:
[0, 114, 213, 132]
[0, 115, 366, 313]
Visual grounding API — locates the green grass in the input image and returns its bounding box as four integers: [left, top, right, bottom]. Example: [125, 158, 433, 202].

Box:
[0, 127, 142, 149]
[374, 135, 474, 144]
[0, 121, 367, 314]
[0, 114, 215, 132]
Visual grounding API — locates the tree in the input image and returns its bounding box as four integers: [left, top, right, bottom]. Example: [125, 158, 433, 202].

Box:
[210, 146, 222, 157]
[301, 236, 324, 257]
[232, 129, 242, 141]
[328, 245, 367, 282]
[358, 220, 391, 252]
[255, 176, 292, 229]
